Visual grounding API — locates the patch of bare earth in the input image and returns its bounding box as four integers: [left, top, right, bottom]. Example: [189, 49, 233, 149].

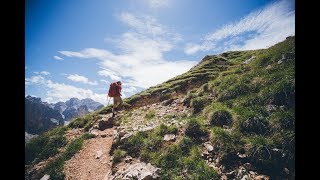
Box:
[64, 128, 115, 180]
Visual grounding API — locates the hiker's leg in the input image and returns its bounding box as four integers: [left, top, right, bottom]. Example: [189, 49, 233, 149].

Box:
[112, 97, 117, 115]
[119, 97, 123, 110]
[113, 97, 120, 113]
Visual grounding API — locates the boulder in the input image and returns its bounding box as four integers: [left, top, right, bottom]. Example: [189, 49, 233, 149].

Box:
[163, 134, 176, 141]
[98, 118, 114, 130]
[95, 150, 103, 159]
[203, 142, 214, 152]
[40, 174, 50, 180]
[111, 161, 160, 180]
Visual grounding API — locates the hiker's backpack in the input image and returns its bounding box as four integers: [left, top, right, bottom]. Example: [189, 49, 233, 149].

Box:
[108, 82, 119, 97]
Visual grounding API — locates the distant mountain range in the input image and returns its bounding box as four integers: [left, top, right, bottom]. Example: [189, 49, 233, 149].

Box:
[25, 96, 104, 135]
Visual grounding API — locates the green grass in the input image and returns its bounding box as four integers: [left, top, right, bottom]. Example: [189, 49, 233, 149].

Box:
[185, 118, 208, 141]
[145, 109, 156, 121]
[25, 126, 68, 165]
[118, 37, 294, 179]
[111, 118, 218, 179]
[190, 97, 206, 114]
[211, 127, 244, 166]
[120, 111, 133, 124]
[67, 113, 100, 131]
[112, 149, 127, 163]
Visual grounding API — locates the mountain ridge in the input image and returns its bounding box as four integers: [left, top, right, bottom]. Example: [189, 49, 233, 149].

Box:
[25, 96, 104, 136]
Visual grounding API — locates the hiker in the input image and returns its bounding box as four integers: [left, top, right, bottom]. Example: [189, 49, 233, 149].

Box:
[108, 81, 123, 117]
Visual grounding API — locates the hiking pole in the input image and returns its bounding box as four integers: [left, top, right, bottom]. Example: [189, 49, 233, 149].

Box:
[106, 96, 111, 106]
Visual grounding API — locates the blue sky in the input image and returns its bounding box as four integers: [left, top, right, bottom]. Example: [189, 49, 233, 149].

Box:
[25, 0, 295, 105]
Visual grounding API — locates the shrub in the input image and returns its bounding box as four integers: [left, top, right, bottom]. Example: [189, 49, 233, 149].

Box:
[240, 117, 270, 135]
[196, 83, 209, 96]
[156, 124, 178, 136]
[36, 156, 65, 180]
[182, 91, 197, 107]
[67, 113, 99, 131]
[157, 145, 218, 179]
[97, 105, 112, 114]
[270, 110, 295, 131]
[126, 94, 141, 105]
[179, 136, 193, 155]
[190, 97, 206, 114]
[211, 127, 245, 168]
[122, 131, 147, 157]
[157, 144, 183, 170]
[144, 133, 163, 151]
[185, 118, 208, 141]
[208, 110, 233, 127]
[159, 93, 171, 101]
[113, 149, 127, 163]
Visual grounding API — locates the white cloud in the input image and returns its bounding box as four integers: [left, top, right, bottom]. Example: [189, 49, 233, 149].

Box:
[33, 71, 50, 75]
[67, 74, 98, 85]
[147, 0, 169, 8]
[26, 74, 108, 105]
[45, 80, 107, 105]
[184, 0, 295, 54]
[59, 13, 197, 90]
[53, 56, 64, 60]
[123, 86, 138, 94]
[25, 75, 46, 85]
[119, 12, 166, 36]
[40, 71, 50, 75]
[98, 69, 122, 81]
[100, 79, 109, 84]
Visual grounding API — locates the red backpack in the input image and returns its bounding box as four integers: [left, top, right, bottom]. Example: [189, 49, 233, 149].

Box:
[108, 82, 120, 97]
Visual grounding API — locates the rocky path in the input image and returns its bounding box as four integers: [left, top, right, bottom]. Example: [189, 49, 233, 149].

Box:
[63, 98, 192, 180]
[64, 125, 115, 180]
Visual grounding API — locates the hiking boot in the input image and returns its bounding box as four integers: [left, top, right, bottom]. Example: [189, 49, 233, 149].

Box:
[112, 112, 115, 117]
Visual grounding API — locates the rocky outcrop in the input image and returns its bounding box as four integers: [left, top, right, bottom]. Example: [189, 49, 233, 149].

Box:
[110, 161, 160, 180]
[163, 134, 176, 141]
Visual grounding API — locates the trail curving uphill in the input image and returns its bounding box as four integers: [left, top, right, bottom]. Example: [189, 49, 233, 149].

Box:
[64, 126, 115, 180]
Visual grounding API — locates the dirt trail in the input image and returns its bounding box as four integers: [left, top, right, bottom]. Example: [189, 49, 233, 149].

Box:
[63, 99, 191, 180]
[64, 127, 115, 180]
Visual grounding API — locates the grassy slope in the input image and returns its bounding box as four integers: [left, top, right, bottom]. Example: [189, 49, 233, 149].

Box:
[26, 36, 295, 179]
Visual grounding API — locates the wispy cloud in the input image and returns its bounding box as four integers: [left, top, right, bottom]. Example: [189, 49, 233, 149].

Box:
[53, 55, 64, 60]
[34, 71, 50, 76]
[146, 0, 169, 8]
[67, 74, 98, 85]
[100, 79, 109, 84]
[41, 71, 50, 75]
[60, 13, 197, 90]
[184, 0, 295, 54]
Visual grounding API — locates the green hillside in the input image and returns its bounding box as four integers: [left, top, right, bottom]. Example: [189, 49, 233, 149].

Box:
[25, 36, 295, 179]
